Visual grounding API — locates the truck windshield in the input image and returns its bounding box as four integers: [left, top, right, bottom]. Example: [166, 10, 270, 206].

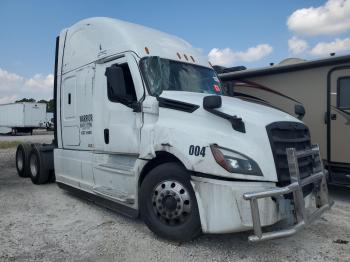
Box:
[140, 57, 223, 96]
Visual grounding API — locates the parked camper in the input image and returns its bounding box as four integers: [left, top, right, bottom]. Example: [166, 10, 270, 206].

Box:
[218, 55, 350, 187]
[15, 17, 331, 242]
[0, 102, 46, 134]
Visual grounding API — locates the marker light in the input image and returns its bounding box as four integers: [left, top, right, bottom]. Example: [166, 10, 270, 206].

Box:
[145, 47, 150, 54]
[213, 84, 221, 92]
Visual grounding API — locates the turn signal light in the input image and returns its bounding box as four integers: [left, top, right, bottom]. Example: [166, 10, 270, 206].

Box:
[211, 145, 231, 172]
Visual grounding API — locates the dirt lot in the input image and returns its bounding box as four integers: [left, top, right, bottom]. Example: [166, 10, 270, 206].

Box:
[0, 136, 349, 261]
[0, 130, 54, 144]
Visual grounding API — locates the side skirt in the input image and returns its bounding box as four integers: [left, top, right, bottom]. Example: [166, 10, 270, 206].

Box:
[56, 182, 139, 218]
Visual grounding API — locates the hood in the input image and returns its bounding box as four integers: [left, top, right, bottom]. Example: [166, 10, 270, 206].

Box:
[160, 91, 300, 126]
[156, 91, 304, 182]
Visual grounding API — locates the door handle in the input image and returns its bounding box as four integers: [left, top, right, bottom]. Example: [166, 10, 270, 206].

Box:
[331, 113, 337, 120]
[104, 129, 109, 144]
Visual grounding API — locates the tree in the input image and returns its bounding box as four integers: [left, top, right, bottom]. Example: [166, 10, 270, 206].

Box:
[15, 98, 36, 103]
[14, 98, 54, 112]
[47, 99, 54, 112]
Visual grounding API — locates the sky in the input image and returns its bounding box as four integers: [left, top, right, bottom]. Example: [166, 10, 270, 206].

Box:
[1, 0, 350, 103]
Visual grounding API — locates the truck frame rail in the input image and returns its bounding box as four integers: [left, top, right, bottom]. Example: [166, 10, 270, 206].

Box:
[243, 145, 333, 242]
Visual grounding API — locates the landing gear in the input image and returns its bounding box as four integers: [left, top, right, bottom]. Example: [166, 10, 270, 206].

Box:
[12, 128, 17, 136]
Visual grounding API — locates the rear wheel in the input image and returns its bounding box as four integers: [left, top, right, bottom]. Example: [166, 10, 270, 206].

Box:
[15, 143, 31, 177]
[29, 145, 49, 184]
[140, 162, 201, 241]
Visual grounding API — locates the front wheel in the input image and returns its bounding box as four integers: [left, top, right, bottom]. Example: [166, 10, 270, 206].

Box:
[140, 162, 202, 241]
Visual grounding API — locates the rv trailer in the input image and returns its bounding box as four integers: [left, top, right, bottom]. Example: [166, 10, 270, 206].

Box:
[0, 102, 47, 135]
[218, 55, 350, 187]
[15, 17, 331, 242]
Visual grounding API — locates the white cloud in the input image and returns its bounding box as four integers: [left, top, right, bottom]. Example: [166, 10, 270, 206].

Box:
[0, 95, 18, 104]
[208, 44, 273, 66]
[288, 36, 309, 55]
[310, 37, 350, 56]
[208, 48, 237, 67]
[25, 74, 54, 92]
[287, 0, 350, 36]
[0, 68, 53, 104]
[0, 68, 24, 92]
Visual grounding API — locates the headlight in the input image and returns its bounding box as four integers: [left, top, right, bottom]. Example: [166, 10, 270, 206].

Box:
[210, 144, 263, 176]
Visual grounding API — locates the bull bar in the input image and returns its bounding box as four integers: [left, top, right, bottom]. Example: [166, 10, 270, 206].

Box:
[243, 145, 333, 242]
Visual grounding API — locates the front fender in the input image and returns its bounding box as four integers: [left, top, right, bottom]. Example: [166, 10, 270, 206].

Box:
[139, 111, 274, 182]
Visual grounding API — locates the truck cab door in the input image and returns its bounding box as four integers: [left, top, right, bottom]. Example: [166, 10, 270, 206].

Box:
[329, 68, 350, 183]
[92, 54, 144, 203]
[94, 55, 143, 153]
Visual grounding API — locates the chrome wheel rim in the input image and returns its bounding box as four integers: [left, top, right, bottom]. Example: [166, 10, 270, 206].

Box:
[30, 154, 38, 177]
[152, 180, 191, 225]
[17, 151, 24, 171]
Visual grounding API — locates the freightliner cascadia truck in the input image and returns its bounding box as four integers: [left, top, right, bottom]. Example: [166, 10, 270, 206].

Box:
[15, 17, 332, 242]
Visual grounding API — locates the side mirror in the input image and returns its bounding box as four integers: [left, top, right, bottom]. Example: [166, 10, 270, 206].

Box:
[105, 65, 129, 102]
[203, 95, 222, 110]
[295, 104, 305, 120]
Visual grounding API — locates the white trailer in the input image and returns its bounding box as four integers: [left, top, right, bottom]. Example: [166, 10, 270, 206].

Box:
[0, 102, 46, 134]
[15, 17, 332, 242]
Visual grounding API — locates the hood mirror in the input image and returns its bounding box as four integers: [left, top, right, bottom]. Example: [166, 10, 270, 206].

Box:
[203, 95, 222, 110]
[295, 104, 305, 120]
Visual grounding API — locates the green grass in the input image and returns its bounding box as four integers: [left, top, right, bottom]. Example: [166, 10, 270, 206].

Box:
[0, 141, 22, 149]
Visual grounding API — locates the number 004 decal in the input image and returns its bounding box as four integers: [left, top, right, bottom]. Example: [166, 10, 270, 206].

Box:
[189, 145, 206, 157]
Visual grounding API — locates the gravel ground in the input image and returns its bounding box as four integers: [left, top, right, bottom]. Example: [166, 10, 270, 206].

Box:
[0, 130, 54, 144]
[0, 143, 349, 261]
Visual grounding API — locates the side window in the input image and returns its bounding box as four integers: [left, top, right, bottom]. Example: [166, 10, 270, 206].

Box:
[338, 77, 350, 109]
[106, 63, 137, 104]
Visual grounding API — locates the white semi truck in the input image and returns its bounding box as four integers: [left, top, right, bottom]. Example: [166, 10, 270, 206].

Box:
[0, 102, 46, 134]
[15, 17, 332, 242]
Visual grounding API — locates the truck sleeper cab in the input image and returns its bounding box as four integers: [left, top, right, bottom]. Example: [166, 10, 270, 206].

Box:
[15, 17, 332, 242]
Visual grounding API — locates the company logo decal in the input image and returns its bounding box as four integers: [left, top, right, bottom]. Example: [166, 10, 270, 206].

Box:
[80, 114, 93, 135]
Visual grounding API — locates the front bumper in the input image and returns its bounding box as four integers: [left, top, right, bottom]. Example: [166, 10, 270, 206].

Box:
[243, 146, 333, 242]
[191, 146, 332, 242]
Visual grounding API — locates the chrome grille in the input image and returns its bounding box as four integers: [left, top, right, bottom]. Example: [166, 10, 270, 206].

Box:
[266, 122, 314, 189]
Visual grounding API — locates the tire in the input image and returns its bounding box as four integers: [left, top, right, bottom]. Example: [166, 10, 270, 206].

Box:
[140, 162, 202, 241]
[28, 145, 49, 185]
[15, 143, 31, 177]
[49, 170, 56, 183]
